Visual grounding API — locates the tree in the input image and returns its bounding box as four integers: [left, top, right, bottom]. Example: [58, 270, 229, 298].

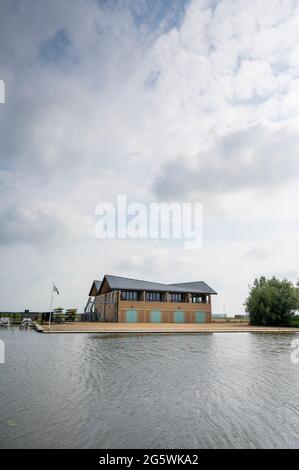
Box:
[53, 307, 64, 314]
[52, 307, 64, 324]
[65, 308, 77, 315]
[245, 276, 299, 326]
[65, 308, 78, 322]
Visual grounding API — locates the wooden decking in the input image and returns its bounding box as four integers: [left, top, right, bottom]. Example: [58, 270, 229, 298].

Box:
[36, 322, 299, 334]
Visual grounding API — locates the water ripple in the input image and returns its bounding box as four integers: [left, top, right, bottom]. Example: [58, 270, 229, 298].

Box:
[0, 329, 298, 448]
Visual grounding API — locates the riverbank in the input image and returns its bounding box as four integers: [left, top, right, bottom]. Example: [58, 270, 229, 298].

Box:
[36, 322, 299, 334]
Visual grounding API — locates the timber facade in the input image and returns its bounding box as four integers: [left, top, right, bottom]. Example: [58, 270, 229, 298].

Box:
[85, 275, 217, 324]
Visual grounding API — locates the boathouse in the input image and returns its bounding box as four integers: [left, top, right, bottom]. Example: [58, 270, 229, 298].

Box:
[85, 275, 217, 323]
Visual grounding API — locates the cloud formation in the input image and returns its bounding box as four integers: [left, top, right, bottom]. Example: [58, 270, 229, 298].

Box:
[0, 205, 67, 246]
[153, 121, 299, 199]
[1, 0, 299, 314]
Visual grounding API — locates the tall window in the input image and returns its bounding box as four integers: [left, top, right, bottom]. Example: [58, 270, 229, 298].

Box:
[121, 291, 138, 301]
[170, 293, 184, 302]
[145, 292, 162, 302]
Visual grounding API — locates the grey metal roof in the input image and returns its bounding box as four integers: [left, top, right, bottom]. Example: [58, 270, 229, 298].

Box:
[169, 281, 217, 295]
[100, 274, 217, 295]
[88, 280, 102, 296]
[94, 280, 101, 291]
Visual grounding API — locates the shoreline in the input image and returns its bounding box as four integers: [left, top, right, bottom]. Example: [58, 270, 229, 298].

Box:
[34, 322, 299, 335]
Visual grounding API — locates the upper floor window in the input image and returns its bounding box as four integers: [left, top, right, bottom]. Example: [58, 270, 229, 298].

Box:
[145, 292, 162, 302]
[121, 291, 138, 301]
[170, 293, 185, 302]
[192, 295, 203, 303]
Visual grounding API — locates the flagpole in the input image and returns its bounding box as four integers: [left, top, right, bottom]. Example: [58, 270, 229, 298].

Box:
[49, 283, 54, 330]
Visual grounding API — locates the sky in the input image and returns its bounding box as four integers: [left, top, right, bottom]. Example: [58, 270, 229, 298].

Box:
[1, 0, 299, 314]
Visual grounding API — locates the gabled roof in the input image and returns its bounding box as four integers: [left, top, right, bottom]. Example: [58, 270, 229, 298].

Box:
[88, 280, 102, 296]
[93, 274, 217, 295]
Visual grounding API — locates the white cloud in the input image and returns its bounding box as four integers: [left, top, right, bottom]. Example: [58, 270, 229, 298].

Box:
[1, 0, 299, 314]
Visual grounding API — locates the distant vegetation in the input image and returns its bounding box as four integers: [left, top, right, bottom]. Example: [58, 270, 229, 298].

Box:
[245, 276, 299, 327]
[53, 307, 64, 314]
[52, 307, 78, 322]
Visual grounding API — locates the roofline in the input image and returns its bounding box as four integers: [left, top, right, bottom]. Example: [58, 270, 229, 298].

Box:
[96, 274, 217, 295]
[97, 274, 110, 295]
[170, 281, 217, 295]
[88, 280, 100, 296]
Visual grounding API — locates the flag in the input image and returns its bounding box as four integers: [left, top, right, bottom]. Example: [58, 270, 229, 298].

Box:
[53, 283, 60, 295]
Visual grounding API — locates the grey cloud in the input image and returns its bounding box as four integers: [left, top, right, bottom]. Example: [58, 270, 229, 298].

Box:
[104, 0, 190, 34]
[0, 0, 148, 180]
[153, 123, 299, 200]
[0, 205, 67, 246]
[1, 0, 299, 315]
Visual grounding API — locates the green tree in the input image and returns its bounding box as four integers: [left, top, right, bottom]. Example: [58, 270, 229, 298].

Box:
[65, 308, 78, 322]
[52, 307, 64, 324]
[53, 307, 64, 314]
[65, 308, 77, 315]
[245, 276, 299, 326]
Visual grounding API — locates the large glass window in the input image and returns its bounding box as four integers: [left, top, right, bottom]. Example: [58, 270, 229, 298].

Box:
[191, 295, 204, 303]
[121, 291, 138, 301]
[170, 293, 185, 302]
[145, 292, 162, 302]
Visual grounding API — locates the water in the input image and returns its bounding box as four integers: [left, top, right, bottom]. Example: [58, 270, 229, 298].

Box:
[0, 328, 298, 449]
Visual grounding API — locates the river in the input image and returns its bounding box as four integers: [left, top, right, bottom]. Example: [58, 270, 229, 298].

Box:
[0, 328, 298, 448]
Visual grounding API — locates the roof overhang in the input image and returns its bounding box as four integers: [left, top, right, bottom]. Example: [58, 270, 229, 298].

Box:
[95, 274, 217, 296]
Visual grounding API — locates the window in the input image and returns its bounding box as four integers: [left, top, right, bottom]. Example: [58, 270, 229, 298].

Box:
[145, 292, 162, 302]
[170, 293, 184, 302]
[121, 291, 138, 301]
[192, 295, 203, 303]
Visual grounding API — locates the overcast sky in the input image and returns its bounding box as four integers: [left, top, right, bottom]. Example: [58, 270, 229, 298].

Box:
[1, 0, 299, 314]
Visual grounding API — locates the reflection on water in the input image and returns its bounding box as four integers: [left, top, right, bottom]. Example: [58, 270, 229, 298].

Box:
[0, 328, 298, 449]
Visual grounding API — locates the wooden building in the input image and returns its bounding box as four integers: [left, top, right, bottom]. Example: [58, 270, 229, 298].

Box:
[85, 275, 217, 323]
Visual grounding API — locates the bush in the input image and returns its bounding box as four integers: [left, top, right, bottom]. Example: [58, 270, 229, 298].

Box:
[289, 317, 299, 328]
[245, 276, 299, 326]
